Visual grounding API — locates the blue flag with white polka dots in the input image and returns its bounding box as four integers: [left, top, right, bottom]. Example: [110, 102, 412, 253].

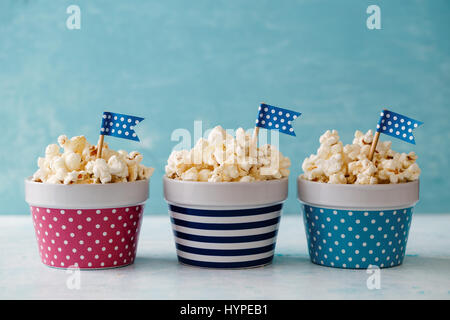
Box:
[256, 103, 301, 136]
[376, 109, 423, 144]
[100, 112, 144, 142]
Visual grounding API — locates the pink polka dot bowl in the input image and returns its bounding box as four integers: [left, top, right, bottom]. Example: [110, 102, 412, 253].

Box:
[25, 178, 149, 270]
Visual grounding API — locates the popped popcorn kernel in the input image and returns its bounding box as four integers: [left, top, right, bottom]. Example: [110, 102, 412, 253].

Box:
[32, 135, 154, 184]
[301, 129, 420, 184]
[165, 126, 290, 182]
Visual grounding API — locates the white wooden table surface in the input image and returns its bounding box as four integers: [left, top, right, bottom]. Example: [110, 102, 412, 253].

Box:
[0, 214, 449, 299]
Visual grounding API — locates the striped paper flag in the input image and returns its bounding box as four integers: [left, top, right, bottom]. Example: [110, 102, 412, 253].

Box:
[100, 112, 144, 142]
[256, 103, 301, 136]
[376, 109, 423, 144]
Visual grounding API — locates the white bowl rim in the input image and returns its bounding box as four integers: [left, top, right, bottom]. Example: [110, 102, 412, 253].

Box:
[164, 176, 288, 208]
[297, 176, 419, 209]
[25, 177, 150, 209]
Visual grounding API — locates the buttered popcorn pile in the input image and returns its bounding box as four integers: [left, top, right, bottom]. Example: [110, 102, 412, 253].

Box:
[301, 130, 420, 184]
[165, 126, 291, 182]
[32, 135, 154, 184]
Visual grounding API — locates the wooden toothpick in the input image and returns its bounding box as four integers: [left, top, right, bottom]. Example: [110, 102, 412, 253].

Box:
[368, 108, 387, 161]
[368, 131, 380, 161]
[96, 134, 105, 159]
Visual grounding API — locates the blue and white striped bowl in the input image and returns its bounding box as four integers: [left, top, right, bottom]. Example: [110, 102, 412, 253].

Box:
[297, 178, 419, 269]
[164, 177, 288, 269]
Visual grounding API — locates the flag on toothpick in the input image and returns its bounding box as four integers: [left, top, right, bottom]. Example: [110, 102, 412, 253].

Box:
[255, 103, 301, 136]
[376, 109, 423, 144]
[368, 109, 423, 161]
[100, 111, 144, 142]
[97, 111, 144, 158]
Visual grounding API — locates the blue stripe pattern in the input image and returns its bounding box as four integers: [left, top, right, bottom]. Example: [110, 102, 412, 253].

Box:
[170, 216, 280, 230]
[169, 204, 283, 269]
[177, 256, 274, 269]
[175, 243, 276, 256]
[172, 230, 278, 243]
[169, 204, 282, 217]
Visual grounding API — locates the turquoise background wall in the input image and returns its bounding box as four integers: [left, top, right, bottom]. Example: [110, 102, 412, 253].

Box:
[1, 0, 449, 215]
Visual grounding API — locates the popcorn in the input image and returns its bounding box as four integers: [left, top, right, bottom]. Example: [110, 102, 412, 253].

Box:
[198, 168, 212, 182]
[138, 164, 153, 180]
[301, 130, 420, 184]
[181, 167, 199, 181]
[64, 152, 82, 171]
[63, 170, 87, 185]
[58, 135, 88, 154]
[328, 172, 347, 184]
[348, 159, 378, 184]
[165, 126, 290, 182]
[45, 144, 60, 157]
[107, 155, 128, 178]
[92, 158, 112, 184]
[32, 135, 154, 184]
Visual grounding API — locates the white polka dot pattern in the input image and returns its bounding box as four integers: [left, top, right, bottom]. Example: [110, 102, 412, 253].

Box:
[256, 103, 301, 136]
[101, 112, 144, 142]
[376, 109, 423, 144]
[30, 205, 144, 269]
[302, 205, 413, 269]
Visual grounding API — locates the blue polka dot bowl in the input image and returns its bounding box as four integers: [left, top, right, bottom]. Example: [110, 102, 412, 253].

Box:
[297, 178, 419, 269]
[163, 177, 288, 269]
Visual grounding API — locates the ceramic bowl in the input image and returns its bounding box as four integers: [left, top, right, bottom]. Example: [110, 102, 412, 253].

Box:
[25, 178, 149, 269]
[297, 178, 419, 269]
[163, 176, 288, 269]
